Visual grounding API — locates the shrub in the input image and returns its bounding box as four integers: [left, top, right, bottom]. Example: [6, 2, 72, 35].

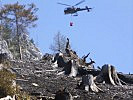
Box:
[0, 68, 16, 97]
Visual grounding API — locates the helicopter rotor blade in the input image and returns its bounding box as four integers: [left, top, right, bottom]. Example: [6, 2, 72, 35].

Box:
[74, 0, 85, 6]
[57, 2, 71, 7]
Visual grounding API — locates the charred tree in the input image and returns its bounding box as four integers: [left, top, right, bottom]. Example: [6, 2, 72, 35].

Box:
[96, 64, 122, 85]
[78, 74, 103, 92]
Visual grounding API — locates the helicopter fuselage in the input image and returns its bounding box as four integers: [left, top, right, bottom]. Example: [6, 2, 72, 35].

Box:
[64, 7, 77, 14]
[64, 7, 91, 15]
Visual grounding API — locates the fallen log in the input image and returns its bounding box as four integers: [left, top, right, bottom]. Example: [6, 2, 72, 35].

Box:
[118, 73, 133, 84]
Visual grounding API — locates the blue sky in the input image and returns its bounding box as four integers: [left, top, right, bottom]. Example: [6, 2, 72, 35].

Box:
[1, 0, 133, 73]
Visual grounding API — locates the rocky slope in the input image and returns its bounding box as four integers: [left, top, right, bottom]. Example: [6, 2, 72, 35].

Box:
[0, 37, 133, 99]
[10, 60, 133, 100]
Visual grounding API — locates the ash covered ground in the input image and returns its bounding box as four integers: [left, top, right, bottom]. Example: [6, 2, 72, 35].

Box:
[10, 60, 133, 100]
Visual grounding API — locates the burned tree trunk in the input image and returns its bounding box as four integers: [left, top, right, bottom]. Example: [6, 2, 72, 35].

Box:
[78, 74, 103, 92]
[96, 64, 122, 85]
[65, 38, 78, 59]
[82, 53, 90, 63]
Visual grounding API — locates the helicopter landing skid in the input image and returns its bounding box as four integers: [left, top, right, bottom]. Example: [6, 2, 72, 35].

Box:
[73, 14, 78, 16]
[72, 13, 78, 16]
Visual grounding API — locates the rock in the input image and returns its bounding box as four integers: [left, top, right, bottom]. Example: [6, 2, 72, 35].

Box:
[0, 40, 13, 59]
[22, 40, 42, 60]
[32, 83, 39, 87]
[0, 95, 12, 100]
[55, 89, 73, 100]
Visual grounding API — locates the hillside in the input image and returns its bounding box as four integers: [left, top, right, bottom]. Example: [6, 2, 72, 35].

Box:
[0, 1, 132, 100]
[0, 37, 133, 100]
[11, 59, 133, 100]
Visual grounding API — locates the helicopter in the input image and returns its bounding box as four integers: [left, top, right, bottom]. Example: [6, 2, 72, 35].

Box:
[57, 0, 92, 16]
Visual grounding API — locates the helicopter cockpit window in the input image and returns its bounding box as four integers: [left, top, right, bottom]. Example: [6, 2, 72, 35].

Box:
[66, 8, 71, 10]
[64, 8, 67, 10]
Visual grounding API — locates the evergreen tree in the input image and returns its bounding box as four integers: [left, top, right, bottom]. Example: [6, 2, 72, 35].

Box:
[0, 2, 38, 59]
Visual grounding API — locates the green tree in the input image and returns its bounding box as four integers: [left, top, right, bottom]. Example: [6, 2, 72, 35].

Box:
[0, 2, 38, 59]
[50, 32, 67, 53]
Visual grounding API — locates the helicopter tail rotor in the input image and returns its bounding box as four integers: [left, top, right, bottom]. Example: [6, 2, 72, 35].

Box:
[86, 6, 92, 12]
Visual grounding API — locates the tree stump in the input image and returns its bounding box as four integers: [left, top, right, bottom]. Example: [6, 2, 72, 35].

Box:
[96, 64, 122, 85]
[78, 74, 103, 92]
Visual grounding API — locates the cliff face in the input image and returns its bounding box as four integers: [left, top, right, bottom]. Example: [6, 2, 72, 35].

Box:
[21, 38, 42, 60]
[0, 40, 13, 59]
[0, 33, 42, 60]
